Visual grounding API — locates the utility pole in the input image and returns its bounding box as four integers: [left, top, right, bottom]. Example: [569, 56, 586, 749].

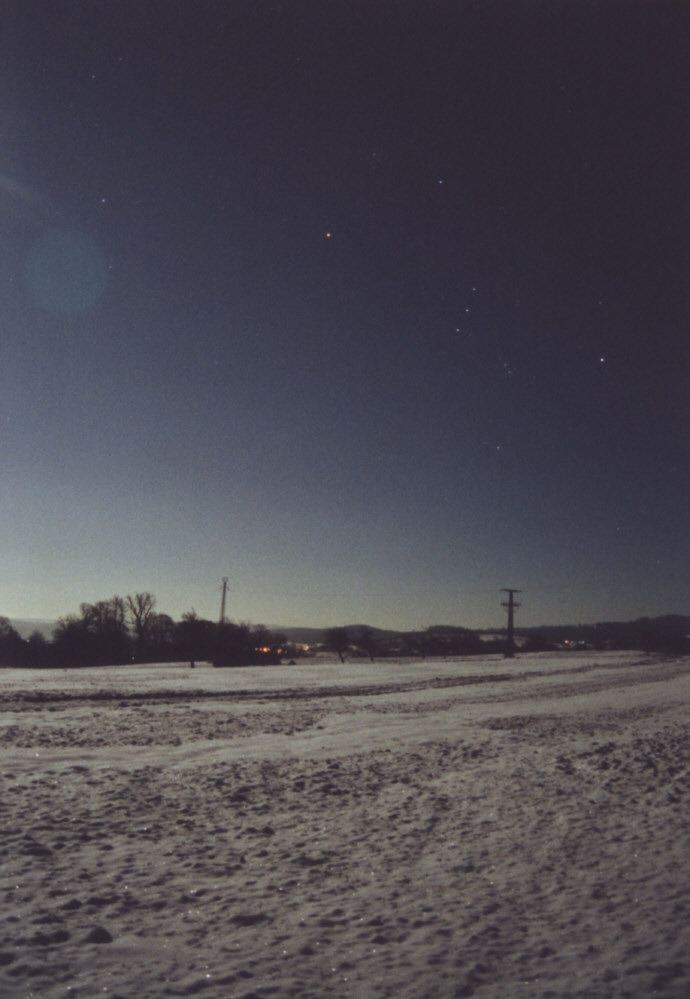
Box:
[500, 589, 522, 658]
[219, 577, 228, 625]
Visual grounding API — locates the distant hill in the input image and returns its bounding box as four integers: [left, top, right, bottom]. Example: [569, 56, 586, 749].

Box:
[9, 619, 57, 639]
[8, 614, 689, 652]
[517, 615, 690, 651]
[273, 626, 327, 646]
[275, 624, 404, 644]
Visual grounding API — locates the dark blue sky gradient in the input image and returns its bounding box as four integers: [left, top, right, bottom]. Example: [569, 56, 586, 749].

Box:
[1, 1, 688, 628]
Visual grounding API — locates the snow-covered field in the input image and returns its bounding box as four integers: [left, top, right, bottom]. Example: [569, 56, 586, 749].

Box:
[1, 651, 688, 999]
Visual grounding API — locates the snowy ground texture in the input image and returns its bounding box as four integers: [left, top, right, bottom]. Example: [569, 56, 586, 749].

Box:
[1, 651, 689, 999]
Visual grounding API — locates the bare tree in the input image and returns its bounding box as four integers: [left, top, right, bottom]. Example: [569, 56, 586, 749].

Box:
[126, 592, 157, 661]
[0, 617, 22, 665]
[177, 610, 216, 663]
[53, 596, 130, 666]
[324, 626, 350, 663]
[25, 630, 48, 667]
[81, 596, 127, 635]
[147, 613, 176, 660]
[352, 625, 378, 662]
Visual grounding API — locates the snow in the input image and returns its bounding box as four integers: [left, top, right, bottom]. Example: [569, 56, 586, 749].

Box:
[1, 651, 688, 998]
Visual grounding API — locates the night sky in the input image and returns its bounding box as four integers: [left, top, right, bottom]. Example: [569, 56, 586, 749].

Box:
[2, 1, 688, 630]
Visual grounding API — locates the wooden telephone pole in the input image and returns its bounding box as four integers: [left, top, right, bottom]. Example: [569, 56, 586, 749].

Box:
[501, 589, 521, 658]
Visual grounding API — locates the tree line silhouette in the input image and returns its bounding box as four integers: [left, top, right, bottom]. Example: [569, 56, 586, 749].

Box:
[1, 600, 687, 669]
[322, 624, 487, 662]
[321, 619, 690, 660]
[0, 593, 287, 668]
